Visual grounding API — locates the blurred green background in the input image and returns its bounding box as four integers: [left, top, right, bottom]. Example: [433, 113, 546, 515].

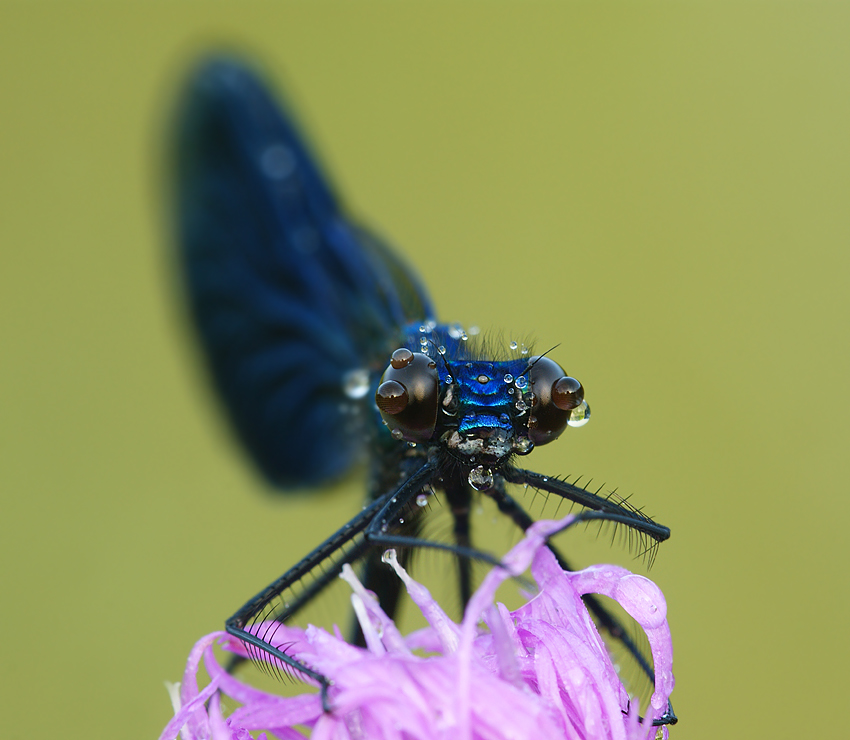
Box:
[2, 2, 848, 738]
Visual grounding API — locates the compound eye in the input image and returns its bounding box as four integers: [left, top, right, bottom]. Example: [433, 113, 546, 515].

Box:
[375, 349, 439, 442]
[526, 356, 582, 446]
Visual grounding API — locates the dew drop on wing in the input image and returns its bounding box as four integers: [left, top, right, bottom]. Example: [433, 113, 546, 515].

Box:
[260, 144, 296, 180]
[342, 368, 370, 399]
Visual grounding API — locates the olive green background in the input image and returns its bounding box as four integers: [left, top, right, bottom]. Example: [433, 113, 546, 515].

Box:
[2, 2, 848, 738]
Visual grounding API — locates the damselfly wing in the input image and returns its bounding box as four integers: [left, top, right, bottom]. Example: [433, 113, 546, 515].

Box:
[174, 58, 675, 727]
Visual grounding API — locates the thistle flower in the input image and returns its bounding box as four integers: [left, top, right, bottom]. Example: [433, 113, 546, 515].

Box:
[161, 514, 675, 740]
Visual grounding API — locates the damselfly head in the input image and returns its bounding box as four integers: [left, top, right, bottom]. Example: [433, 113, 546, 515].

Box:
[375, 342, 590, 468]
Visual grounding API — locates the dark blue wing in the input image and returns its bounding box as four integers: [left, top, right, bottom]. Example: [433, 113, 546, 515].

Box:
[173, 58, 434, 488]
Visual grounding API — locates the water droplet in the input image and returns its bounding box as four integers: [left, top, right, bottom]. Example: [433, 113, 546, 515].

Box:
[515, 399, 528, 412]
[381, 549, 397, 564]
[390, 348, 414, 369]
[260, 144, 295, 179]
[437, 345, 446, 355]
[509, 340, 518, 350]
[391, 428, 404, 440]
[342, 368, 370, 399]
[469, 326, 480, 336]
[398, 517, 405, 524]
[468, 465, 494, 491]
[520, 343, 529, 355]
[461, 332, 468, 341]
[407, 441, 417, 448]
[515, 376, 528, 390]
[445, 375, 454, 384]
[419, 324, 428, 333]
[448, 324, 464, 339]
[514, 437, 533, 454]
[503, 373, 514, 384]
[419, 336, 429, 347]
[416, 493, 429, 507]
[567, 400, 591, 427]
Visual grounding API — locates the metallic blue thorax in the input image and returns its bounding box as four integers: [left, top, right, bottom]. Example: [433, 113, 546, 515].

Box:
[396, 321, 532, 449]
[450, 361, 523, 436]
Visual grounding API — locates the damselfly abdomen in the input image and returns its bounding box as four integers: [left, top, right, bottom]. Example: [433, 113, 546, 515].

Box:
[174, 58, 675, 727]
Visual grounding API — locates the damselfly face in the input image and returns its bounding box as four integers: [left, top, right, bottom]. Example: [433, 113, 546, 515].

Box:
[174, 57, 676, 728]
[375, 335, 590, 478]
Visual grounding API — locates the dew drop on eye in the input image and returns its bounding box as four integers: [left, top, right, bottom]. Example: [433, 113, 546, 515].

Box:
[567, 400, 591, 428]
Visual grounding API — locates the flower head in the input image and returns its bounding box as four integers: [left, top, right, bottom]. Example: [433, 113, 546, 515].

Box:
[161, 514, 674, 740]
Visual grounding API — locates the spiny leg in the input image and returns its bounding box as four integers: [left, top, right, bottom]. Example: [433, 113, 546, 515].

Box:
[490, 474, 676, 727]
[225, 459, 439, 710]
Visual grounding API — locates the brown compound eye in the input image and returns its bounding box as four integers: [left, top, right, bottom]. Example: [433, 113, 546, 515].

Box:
[375, 349, 439, 442]
[526, 356, 582, 446]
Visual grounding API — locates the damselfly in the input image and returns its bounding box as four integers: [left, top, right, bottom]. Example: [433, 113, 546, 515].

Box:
[173, 58, 675, 727]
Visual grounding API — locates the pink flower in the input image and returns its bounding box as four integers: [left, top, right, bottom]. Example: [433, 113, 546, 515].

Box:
[161, 515, 675, 740]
